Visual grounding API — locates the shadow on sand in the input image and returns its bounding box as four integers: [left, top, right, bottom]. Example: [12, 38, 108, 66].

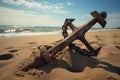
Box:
[37, 48, 120, 75]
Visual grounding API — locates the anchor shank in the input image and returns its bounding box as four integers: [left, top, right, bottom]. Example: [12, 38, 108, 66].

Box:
[48, 18, 98, 55]
[47, 34, 76, 54]
[79, 18, 97, 36]
[77, 18, 99, 53]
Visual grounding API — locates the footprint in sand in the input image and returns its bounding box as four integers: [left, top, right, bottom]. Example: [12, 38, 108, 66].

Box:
[111, 34, 120, 38]
[0, 54, 13, 60]
[89, 41, 98, 44]
[28, 42, 37, 44]
[5, 46, 14, 49]
[115, 46, 120, 49]
[9, 49, 18, 53]
[28, 42, 38, 47]
[95, 35, 105, 40]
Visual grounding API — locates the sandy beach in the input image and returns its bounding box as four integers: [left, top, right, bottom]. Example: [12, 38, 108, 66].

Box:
[0, 29, 120, 80]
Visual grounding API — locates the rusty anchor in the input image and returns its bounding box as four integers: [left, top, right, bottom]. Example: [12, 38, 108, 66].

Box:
[39, 10, 107, 63]
[19, 10, 107, 72]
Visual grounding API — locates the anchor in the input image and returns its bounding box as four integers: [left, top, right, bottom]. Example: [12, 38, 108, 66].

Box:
[18, 10, 107, 72]
[39, 10, 107, 63]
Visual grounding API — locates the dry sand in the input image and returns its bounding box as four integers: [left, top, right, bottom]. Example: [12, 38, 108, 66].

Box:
[0, 29, 120, 80]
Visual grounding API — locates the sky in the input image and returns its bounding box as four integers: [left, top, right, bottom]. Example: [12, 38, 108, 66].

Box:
[0, 0, 120, 28]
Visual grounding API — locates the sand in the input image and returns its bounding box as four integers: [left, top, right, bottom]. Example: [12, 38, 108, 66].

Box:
[0, 29, 120, 80]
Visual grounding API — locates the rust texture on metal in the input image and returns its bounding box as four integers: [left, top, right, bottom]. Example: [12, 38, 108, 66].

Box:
[40, 10, 107, 63]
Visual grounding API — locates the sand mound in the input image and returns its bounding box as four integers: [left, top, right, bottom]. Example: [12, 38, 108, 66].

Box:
[15, 46, 120, 77]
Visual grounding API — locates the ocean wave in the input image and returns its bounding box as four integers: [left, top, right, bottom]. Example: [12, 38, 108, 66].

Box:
[4, 29, 16, 33]
[0, 26, 33, 34]
[5, 28, 32, 33]
[0, 31, 62, 38]
[0, 25, 118, 38]
[0, 25, 61, 33]
[0, 29, 5, 33]
[0, 25, 62, 37]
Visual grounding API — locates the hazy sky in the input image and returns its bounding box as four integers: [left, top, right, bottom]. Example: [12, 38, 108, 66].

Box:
[0, 0, 120, 28]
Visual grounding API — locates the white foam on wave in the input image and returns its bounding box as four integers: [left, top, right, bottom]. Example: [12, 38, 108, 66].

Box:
[0, 29, 118, 38]
[0, 31, 62, 38]
[4, 29, 16, 33]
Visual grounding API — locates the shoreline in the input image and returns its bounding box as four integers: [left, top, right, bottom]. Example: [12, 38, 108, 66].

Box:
[0, 29, 119, 38]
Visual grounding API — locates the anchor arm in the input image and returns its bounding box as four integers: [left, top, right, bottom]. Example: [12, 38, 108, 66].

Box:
[79, 18, 97, 36]
[79, 36, 95, 54]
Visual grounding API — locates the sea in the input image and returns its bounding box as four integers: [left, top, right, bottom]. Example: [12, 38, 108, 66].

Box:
[0, 25, 116, 38]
